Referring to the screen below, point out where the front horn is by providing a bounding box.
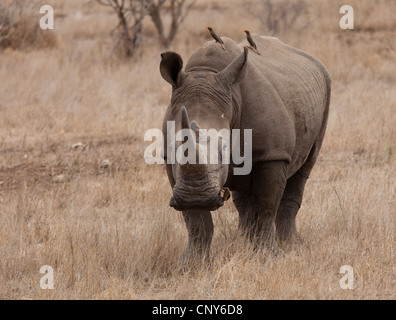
[179,107,206,176]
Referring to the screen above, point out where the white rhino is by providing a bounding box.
[160,34,331,260]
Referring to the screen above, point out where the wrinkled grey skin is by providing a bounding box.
[160,35,331,261]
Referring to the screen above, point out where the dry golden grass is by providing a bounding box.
[0,0,395,300]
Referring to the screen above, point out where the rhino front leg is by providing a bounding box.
[182,209,214,264]
[248,161,288,254]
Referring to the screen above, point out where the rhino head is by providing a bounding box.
[160,46,249,211]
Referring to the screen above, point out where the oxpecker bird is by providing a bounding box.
[206,27,226,51]
[244,30,261,55]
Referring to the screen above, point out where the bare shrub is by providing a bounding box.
[245,0,310,36]
[96,0,197,59]
[0,0,56,51]
[96,0,153,59]
[148,0,197,49]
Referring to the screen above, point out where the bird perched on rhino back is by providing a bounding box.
[206,27,226,51]
[244,30,261,55]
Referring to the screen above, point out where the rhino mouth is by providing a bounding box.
[169,196,224,211]
[169,189,224,211]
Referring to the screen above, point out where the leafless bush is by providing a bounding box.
[96,0,153,58]
[246,0,310,36]
[149,0,197,49]
[97,0,196,59]
[0,0,56,50]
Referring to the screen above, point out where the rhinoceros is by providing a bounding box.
[159,34,331,260]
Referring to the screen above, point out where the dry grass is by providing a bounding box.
[0,0,395,300]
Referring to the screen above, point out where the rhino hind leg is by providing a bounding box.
[235,161,288,255]
[276,143,320,244]
[275,173,307,244]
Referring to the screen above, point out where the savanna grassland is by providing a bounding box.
[0,0,395,300]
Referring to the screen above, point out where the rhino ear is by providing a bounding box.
[160,51,186,87]
[217,46,248,86]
